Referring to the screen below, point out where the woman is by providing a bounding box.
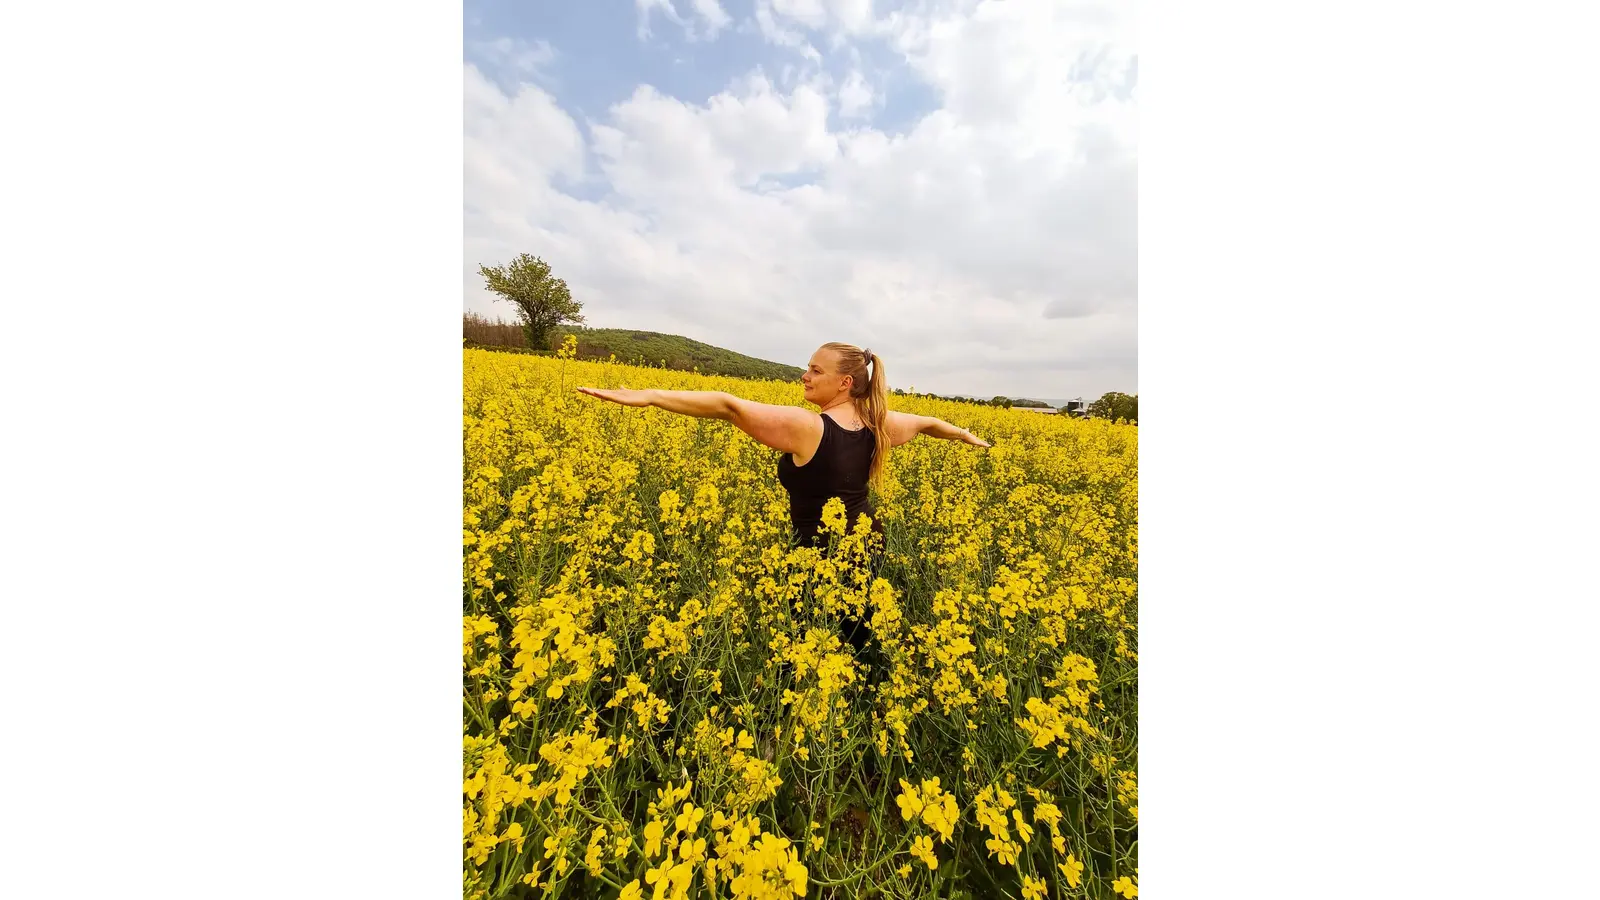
[575,343,991,653]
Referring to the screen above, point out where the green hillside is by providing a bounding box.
[547,326,805,381]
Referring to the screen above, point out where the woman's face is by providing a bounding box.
[801,348,852,406]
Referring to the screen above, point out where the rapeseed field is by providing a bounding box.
[463,347,1138,899]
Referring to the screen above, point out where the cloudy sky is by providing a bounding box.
[464,0,1136,402]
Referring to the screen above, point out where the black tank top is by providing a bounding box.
[776,413,882,549]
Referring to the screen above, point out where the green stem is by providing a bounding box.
[813,741,1034,890]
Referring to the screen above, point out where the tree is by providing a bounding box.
[478,254,585,350]
[990,396,1013,409]
[1087,392,1138,423]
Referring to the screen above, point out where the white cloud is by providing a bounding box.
[687,0,733,36]
[464,66,584,189]
[587,74,837,198]
[638,0,733,43]
[472,37,556,77]
[751,0,824,62]
[890,0,1138,143]
[770,0,830,29]
[747,0,885,64]
[837,70,876,118]
[763,0,880,37]
[635,0,683,41]
[823,0,876,34]
[465,0,1138,399]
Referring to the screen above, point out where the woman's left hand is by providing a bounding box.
[575,386,653,407]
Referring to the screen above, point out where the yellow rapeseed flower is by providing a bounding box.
[1059,854,1085,888]
[910,835,938,871]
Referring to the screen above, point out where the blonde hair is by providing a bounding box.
[819,342,891,490]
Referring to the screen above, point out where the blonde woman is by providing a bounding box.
[577,342,990,551]
[578,343,988,663]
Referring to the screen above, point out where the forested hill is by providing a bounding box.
[550,327,803,381]
[464,315,806,381]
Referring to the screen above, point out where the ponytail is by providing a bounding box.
[869,353,892,489]
[820,342,892,489]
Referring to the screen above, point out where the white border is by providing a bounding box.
[1146,0,1599,895]
[2,0,1597,896]
[3,2,462,896]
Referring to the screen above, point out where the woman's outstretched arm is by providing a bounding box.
[574,387,735,419]
[576,386,817,455]
[885,410,990,447]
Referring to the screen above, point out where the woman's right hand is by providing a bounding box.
[575,386,654,407]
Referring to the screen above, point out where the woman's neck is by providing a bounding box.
[819,396,853,415]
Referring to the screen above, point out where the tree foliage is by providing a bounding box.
[1087,391,1138,423]
[478,254,585,350]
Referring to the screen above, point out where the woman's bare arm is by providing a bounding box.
[646,389,739,419]
[574,387,818,455]
[885,410,990,447]
[575,387,735,418]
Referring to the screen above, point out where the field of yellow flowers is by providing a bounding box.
[464,347,1138,900]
